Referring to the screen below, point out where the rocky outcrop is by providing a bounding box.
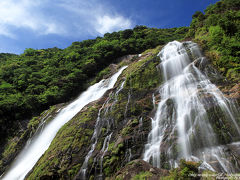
[110,159,169,180]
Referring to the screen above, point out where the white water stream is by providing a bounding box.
[1,66,127,180]
[144,41,240,172]
[77,78,127,180]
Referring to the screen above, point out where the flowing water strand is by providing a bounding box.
[152,93,156,109]
[98,80,126,178]
[78,94,113,179]
[128,149,132,162]
[143,41,240,173]
[76,66,127,180]
[93,80,126,179]
[101,80,125,132]
[99,133,113,177]
[110,80,126,111]
[1,66,127,180]
[124,91,131,118]
[79,102,107,179]
[138,117,143,132]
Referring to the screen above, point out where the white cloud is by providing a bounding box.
[59,0,133,35]
[0,25,15,39]
[0,0,133,38]
[96,15,132,35]
[0,0,66,38]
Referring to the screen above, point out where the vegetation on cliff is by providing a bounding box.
[0,26,187,147]
[187,0,240,81]
[25,46,162,179]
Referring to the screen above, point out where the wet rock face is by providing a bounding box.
[220,83,240,105]
[84,63,160,178]
[39,173,60,180]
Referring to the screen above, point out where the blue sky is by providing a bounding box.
[0,0,219,54]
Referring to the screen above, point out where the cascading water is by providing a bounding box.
[144,41,240,173]
[76,79,127,180]
[1,66,127,180]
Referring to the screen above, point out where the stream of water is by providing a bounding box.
[143,41,240,173]
[1,66,127,180]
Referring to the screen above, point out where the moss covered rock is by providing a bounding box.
[26,103,99,180]
[25,46,163,179]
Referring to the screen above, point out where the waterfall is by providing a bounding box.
[143,41,240,173]
[76,79,127,180]
[1,66,127,180]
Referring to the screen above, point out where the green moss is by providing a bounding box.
[141,46,162,56]
[124,56,161,90]
[131,171,153,180]
[103,156,119,176]
[2,139,18,158]
[27,105,99,179]
[112,143,124,155]
[126,161,135,166]
[92,66,111,84]
[132,118,139,126]
[162,160,200,180]
[106,49,161,130]
[103,142,125,177]
[201,170,217,180]
[108,101,126,124]
[121,126,131,136]
[108,142,115,152]
[27,117,39,130]
[193,29,240,82]
[68,164,81,178]
[88,157,94,167]
[96,139,103,150]
[101,127,107,135]
[89,175,95,180]
[130,103,142,116]
[115,175,124,180]
[227,174,240,180]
